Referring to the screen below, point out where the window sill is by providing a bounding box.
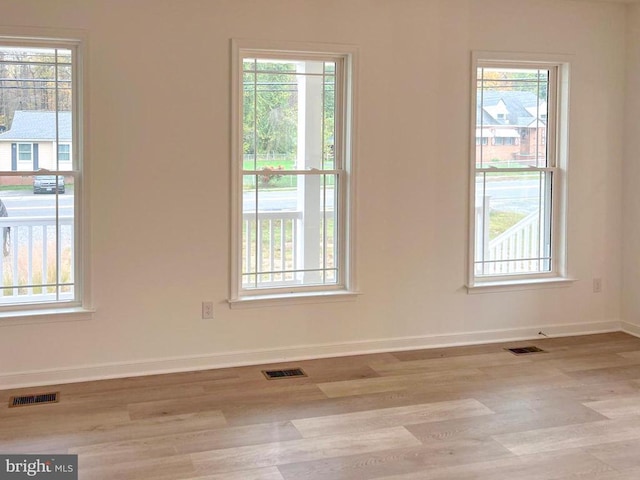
[466,277,575,294]
[0,306,95,326]
[228,290,361,309]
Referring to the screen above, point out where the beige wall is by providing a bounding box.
[0,0,627,386]
[623,4,640,332]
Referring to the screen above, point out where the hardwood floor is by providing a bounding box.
[2,332,640,479]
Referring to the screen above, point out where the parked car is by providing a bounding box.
[33,175,65,194]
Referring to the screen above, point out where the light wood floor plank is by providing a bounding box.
[291,398,493,437]
[492,416,640,455]
[127,383,324,420]
[177,467,285,480]
[222,388,471,427]
[564,364,640,384]
[586,438,640,470]
[371,449,615,480]
[406,403,607,442]
[0,410,227,454]
[70,421,301,462]
[317,368,485,398]
[371,351,532,376]
[190,426,421,475]
[277,439,513,480]
[584,394,640,418]
[79,454,195,480]
[589,468,640,480]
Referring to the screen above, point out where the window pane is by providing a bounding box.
[242,172,338,289]
[243,71,257,171]
[0,178,74,304]
[254,71,299,165]
[474,170,552,276]
[476,67,549,168]
[242,57,336,172]
[238,51,346,296]
[324,70,336,170]
[0,44,78,306]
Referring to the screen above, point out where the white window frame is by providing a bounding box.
[229,39,358,307]
[467,52,571,292]
[0,29,92,323]
[17,143,33,162]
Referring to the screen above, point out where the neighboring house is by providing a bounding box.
[476,90,547,165]
[0,110,72,173]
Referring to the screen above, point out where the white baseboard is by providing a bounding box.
[0,319,621,390]
[621,321,640,338]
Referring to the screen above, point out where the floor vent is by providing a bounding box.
[506,346,546,355]
[9,392,60,408]
[263,368,307,380]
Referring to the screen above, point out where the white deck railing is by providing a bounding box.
[242,210,303,286]
[475,201,545,275]
[487,211,540,274]
[0,216,74,303]
[249,205,543,280]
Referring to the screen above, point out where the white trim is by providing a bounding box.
[0,307,93,326]
[229,39,358,302]
[468,51,571,287]
[0,26,88,47]
[467,276,575,294]
[228,289,360,308]
[0,319,620,389]
[621,321,640,338]
[0,30,92,316]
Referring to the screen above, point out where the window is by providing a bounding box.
[230,41,357,302]
[469,53,569,287]
[493,137,517,146]
[58,144,71,161]
[17,143,33,161]
[0,37,86,313]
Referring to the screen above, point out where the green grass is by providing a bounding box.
[489,211,527,240]
[0,185,31,191]
[243,157,296,171]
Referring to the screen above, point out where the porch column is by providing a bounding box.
[296,61,324,284]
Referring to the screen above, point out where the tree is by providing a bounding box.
[0,47,72,130]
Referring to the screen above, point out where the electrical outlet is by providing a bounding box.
[202,301,214,319]
[593,278,602,293]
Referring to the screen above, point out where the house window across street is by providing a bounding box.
[58,143,71,161]
[17,143,32,161]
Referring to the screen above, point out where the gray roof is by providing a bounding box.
[0,111,72,141]
[477,91,545,128]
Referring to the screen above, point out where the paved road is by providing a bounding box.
[243,179,543,213]
[0,179,540,218]
[0,192,74,218]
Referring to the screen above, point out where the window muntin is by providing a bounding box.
[0,42,80,308]
[472,62,560,281]
[234,48,352,298]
